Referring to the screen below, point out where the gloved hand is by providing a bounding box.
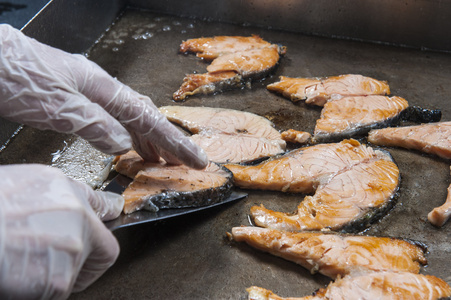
[0,24,208,169]
[0,164,124,299]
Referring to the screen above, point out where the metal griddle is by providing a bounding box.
[2,2,451,299]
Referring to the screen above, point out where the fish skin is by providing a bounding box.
[313,95,409,143]
[174,35,285,100]
[224,140,400,232]
[368,121,451,160]
[246,271,451,300]
[231,227,427,279]
[267,74,390,106]
[159,106,286,164]
[114,151,233,214]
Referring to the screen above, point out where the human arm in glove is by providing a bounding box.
[0,164,124,299]
[0,23,208,169]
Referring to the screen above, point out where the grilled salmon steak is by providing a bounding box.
[267,74,390,106]
[428,166,451,227]
[114,151,233,214]
[224,139,400,232]
[231,227,427,279]
[313,95,409,142]
[160,106,286,164]
[368,121,451,160]
[174,35,286,100]
[246,271,451,300]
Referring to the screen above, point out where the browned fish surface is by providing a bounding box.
[159,106,286,164]
[428,166,451,227]
[313,95,409,142]
[281,129,311,144]
[174,35,286,101]
[368,121,451,160]
[231,227,427,279]
[114,151,233,214]
[224,140,400,232]
[246,271,451,300]
[267,74,390,106]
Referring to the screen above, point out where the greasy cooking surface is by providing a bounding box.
[31,8,451,299]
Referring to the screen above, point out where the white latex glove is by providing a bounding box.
[0,24,208,169]
[0,164,124,299]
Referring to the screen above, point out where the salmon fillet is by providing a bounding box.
[313,95,409,142]
[114,151,233,214]
[224,139,400,232]
[174,35,286,100]
[246,271,451,300]
[428,166,451,227]
[159,106,286,164]
[267,74,390,106]
[231,227,427,279]
[368,121,451,160]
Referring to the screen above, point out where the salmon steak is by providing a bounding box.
[428,166,451,227]
[313,95,409,142]
[159,106,286,164]
[368,121,451,160]
[231,226,427,279]
[224,139,400,232]
[114,151,233,214]
[174,35,286,101]
[246,271,451,300]
[266,74,390,107]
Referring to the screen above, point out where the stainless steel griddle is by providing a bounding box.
[1,1,451,299]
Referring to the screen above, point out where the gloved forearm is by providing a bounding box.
[0,164,123,299]
[0,24,208,169]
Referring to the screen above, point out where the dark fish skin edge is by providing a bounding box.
[142,164,234,210]
[400,106,442,123]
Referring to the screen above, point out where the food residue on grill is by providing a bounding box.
[173,35,286,101]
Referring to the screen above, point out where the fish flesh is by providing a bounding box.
[159,106,286,164]
[230,227,427,279]
[313,95,409,142]
[174,35,286,101]
[114,151,233,214]
[246,271,451,300]
[368,121,451,160]
[224,139,400,232]
[428,166,451,227]
[266,74,390,107]
[281,129,311,144]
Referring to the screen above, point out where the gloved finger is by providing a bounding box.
[69,181,121,292]
[88,191,124,221]
[75,69,209,169]
[72,215,120,293]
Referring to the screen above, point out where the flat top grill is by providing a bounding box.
[2,6,451,300]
